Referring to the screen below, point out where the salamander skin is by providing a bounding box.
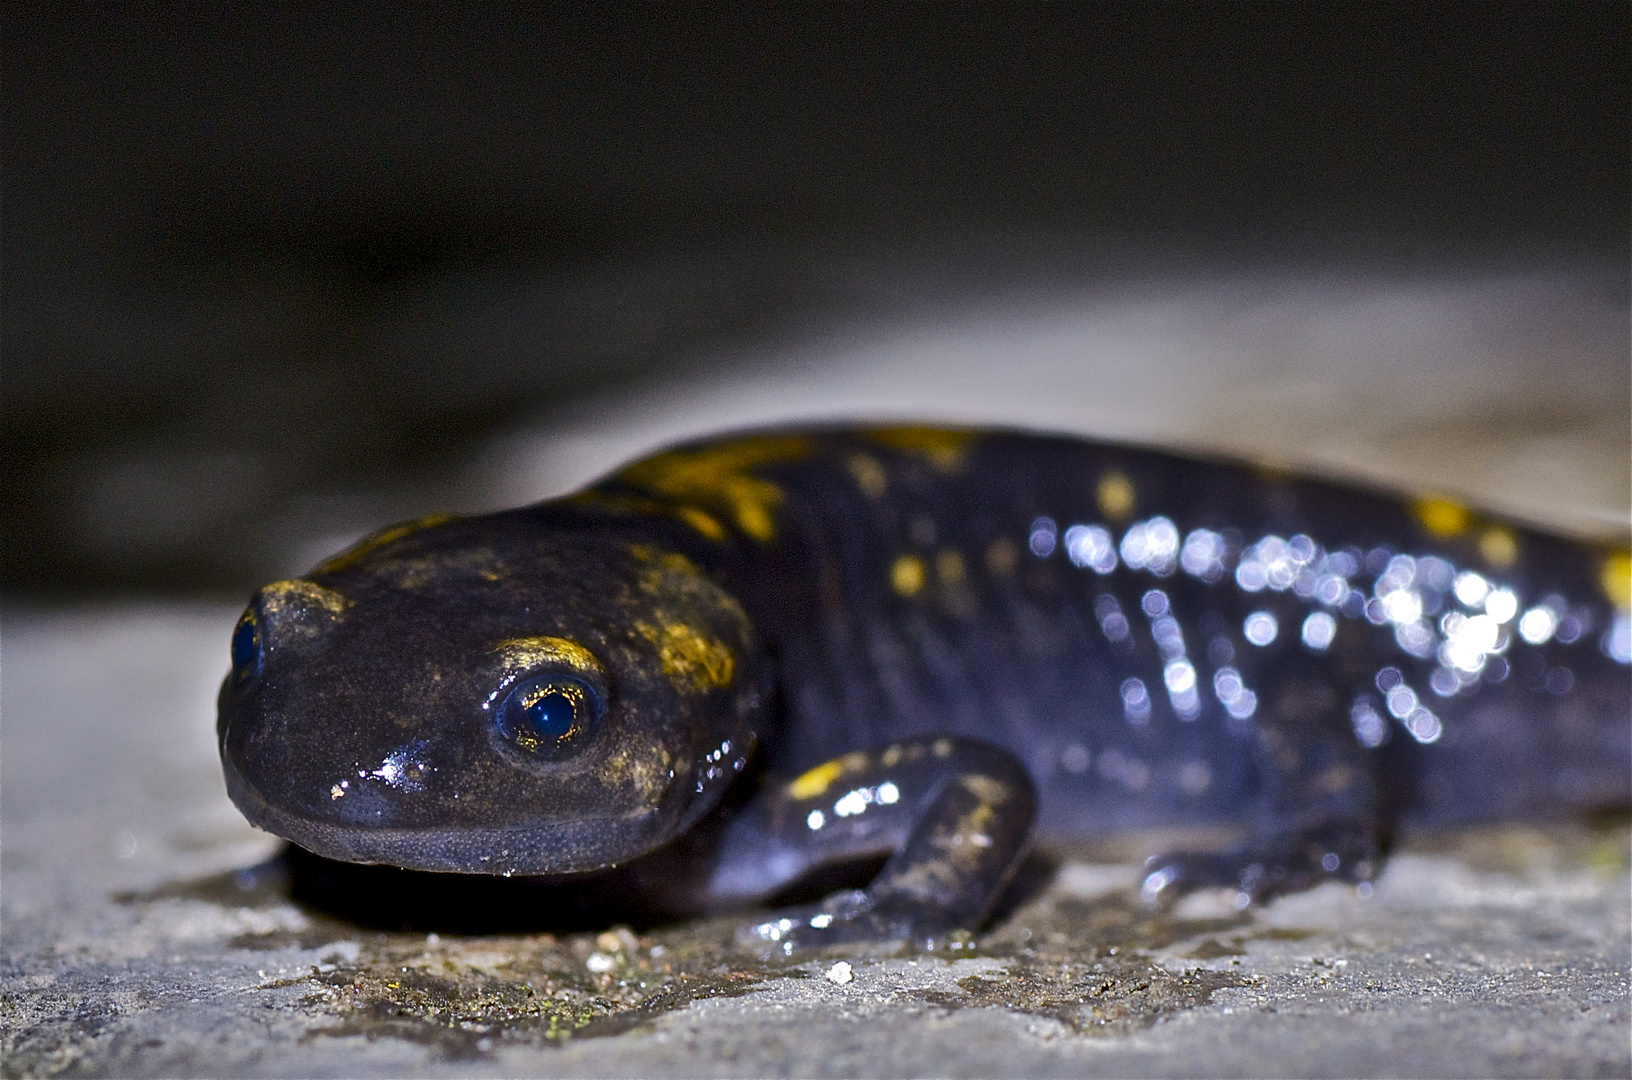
[218,427,1631,950]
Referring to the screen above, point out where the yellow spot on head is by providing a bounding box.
[1479,526,1518,568]
[1413,497,1471,538]
[629,544,713,587]
[629,546,746,614]
[986,536,1019,575]
[311,513,459,574]
[891,553,927,597]
[1097,471,1135,521]
[635,620,736,693]
[935,549,966,585]
[490,636,606,677]
[623,545,749,693]
[616,435,813,543]
[259,579,351,617]
[864,427,975,473]
[846,454,888,499]
[789,759,845,800]
[1602,551,1631,610]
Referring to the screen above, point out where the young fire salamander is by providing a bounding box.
[219,427,1631,951]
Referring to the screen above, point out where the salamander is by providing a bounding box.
[218,426,1631,950]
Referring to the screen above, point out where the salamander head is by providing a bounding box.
[217,511,764,875]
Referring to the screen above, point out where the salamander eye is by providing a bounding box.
[231,610,262,682]
[495,675,601,760]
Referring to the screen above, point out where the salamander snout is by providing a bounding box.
[215,523,770,875]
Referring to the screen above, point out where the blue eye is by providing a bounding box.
[496,675,600,759]
[231,612,262,682]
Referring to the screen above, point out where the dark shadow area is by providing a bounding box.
[119,844,703,936]
[5,3,1625,597]
[278,844,696,936]
[121,842,1063,940]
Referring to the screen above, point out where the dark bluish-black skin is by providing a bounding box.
[218,427,1631,949]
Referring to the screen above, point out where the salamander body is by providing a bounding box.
[219,427,1631,948]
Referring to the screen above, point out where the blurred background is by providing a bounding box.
[5,3,1627,599]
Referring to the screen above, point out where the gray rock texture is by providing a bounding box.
[4,604,1627,1078]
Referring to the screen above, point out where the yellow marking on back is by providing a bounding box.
[1479,526,1518,568]
[259,579,351,617]
[787,751,873,800]
[490,635,606,676]
[788,759,846,800]
[310,513,459,575]
[635,620,736,693]
[1097,471,1136,521]
[959,774,1009,804]
[891,553,927,597]
[675,506,728,540]
[1413,497,1471,538]
[864,427,975,473]
[570,490,730,542]
[846,453,888,498]
[1602,551,1631,610]
[986,536,1020,575]
[616,435,813,542]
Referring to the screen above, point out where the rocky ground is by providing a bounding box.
[3,603,1627,1079]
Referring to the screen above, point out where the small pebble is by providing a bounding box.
[586,952,616,974]
[596,927,640,953]
[826,961,854,985]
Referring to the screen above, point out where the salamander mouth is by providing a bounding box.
[221,756,668,875]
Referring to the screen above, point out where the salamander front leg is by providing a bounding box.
[709,737,1036,953]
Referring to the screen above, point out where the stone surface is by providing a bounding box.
[3,605,1627,1078]
[4,271,1628,1077]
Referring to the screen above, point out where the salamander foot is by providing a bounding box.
[1139,819,1382,909]
[737,889,976,955]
